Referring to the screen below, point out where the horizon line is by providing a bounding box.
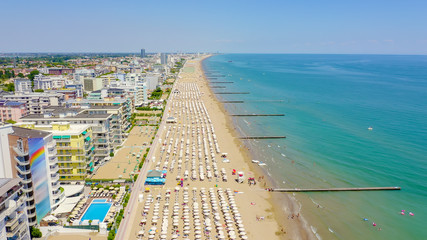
[1,52,427,56]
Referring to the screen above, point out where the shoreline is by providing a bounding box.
[200,56,314,239]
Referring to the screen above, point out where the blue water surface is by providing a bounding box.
[81,202,111,222]
[203,54,427,240]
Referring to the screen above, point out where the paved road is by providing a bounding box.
[115,69,181,240]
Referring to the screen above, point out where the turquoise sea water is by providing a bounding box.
[203,54,427,240]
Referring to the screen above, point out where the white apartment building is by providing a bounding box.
[73,69,95,82]
[136,81,148,106]
[0,123,14,178]
[0,178,31,240]
[145,74,160,90]
[33,74,66,90]
[14,79,32,93]
[125,73,143,86]
[3,93,64,115]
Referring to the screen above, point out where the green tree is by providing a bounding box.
[34,89,44,92]
[28,70,39,80]
[17,73,25,78]
[108,229,116,240]
[2,83,14,92]
[0,70,14,79]
[148,87,163,100]
[30,226,42,238]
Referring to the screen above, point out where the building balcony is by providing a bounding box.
[14,156,29,166]
[52,193,65,209]
[52,190,62,199]
[67,152,85,156]
[51,174,59,182]
[27,211,36,219]
[22,186,32,193]
[57,159,72,163]
[6,221,22,238]
[51,182,60,191]
[17,195,26,206]
[56,146,78,150]
[25,194,34,203]
[5,210,24,228]
[92,127,107,133]
[58,159,85,164]
[94,139,108,144]
[48,148,57,156]
[56,152,72,156]
[20,178,31,185]
[59,172,86,176]
[13,147,28,157]
[15,165,30,175]
[94,152,109,157]
[50,165,59,173]
[17,177,30,186]
[48,140,57,146]
[49,156,58,165]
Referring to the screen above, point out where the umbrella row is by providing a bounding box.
[137,187,248,239]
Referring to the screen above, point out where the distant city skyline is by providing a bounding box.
[1,0,427,54]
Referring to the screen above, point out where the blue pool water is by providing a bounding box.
[80,201,111,222]
[92,199,107,203]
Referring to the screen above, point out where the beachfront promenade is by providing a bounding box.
[115,76,175,239]
[116,58,286,239]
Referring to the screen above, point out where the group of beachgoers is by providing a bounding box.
[362,209,415,232]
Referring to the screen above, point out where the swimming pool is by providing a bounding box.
[80,199,111,222]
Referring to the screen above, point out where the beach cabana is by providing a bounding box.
[145,170,166,185]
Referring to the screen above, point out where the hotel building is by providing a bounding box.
[0,178,30,240]
[16,122,94,182]
[2,93,64,115]
[65,98,132,146]
[0,126,64,226]
[20,107,113,166]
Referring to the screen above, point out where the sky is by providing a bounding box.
[1,0,427,54]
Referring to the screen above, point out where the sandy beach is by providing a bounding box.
[92,126,156,179]
[117,56,310,240]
